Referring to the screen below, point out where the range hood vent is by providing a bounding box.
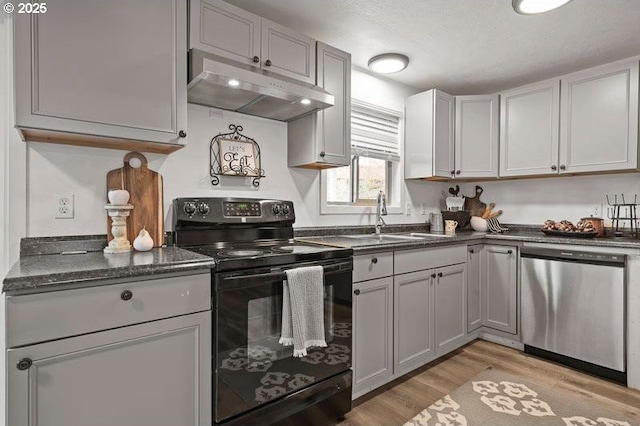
[188,50,334,122]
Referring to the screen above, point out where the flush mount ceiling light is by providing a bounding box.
[513,0,573,15]
[228,79,240,87]
[368,53,409,74]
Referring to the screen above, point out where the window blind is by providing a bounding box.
[351,102,401,161]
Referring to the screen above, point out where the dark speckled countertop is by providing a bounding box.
[3,247,216,294]
[6,225,640,295]
[296,228,640,254]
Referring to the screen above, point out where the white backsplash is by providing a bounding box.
[456,173,640,226]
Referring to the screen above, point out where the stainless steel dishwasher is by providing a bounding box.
[521,246,626,383]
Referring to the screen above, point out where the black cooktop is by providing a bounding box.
[184,240,352,271]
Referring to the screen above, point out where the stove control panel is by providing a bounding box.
[224,201,261,217]
[173,198,295,224]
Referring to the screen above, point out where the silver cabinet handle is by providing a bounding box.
[559,164,566,170]
[551,165,557,171]
[489,249,514,255]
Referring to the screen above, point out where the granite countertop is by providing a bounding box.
[296,228,640,254]
[3,247,216,294]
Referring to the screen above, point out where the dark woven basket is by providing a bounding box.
[442,210,471,229]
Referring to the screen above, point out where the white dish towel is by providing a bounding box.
[279,265,327,357]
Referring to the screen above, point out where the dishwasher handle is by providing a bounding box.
[520,247,625,267]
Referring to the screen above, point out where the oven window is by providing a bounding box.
[214,269,352,422]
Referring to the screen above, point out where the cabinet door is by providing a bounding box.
[433,90,456,178]
[394,270,435,376]
[484,245,518,334]
[500,79,560,177]
[14,0,187,147]
[287,43,351,167]
[353,277,393,396]
[434,263,467,355]
[261,19,316,84]
[316,43,351,166]
[7,312,211,426]
[454,95,499,178]
[467,245,485,333]
[190,0,261,65]
[560,61,639,173]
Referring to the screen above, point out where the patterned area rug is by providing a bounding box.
[404,367,635,426]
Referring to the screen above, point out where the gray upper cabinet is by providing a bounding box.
[14,0,187,153]
[454,95,499,179]
[405,89,455,180]
[484,245,518,334]
[499,79,560,177]
[406,91,498,180]
[288,43,351,168]
[560,60,639,174]
[394,270,434,376]
[7,312,211,426]
[353,276,394,398]
[191,0,316,84]
[190,0,261,65]
[466,245,484,333]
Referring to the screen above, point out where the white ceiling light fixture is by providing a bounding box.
[228,79,240,87]
[513,0,573,15]
[368,53,409,74]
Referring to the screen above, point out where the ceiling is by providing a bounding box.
[225,0,640,95]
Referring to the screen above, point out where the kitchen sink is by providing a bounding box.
[344,233,427,242]
[407,232,453,238]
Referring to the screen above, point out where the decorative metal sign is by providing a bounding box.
[218,139,259,176]
[210,124,264,187]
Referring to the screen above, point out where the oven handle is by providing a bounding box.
[218,259,353,290]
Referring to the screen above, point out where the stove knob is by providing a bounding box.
[183,201,196,216]
[272,204,281,215]
[197,202,210,215]
[282,204,290,215]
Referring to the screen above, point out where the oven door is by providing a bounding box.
[213,258,353,423]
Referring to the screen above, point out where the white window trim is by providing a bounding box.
[320,99,405,215]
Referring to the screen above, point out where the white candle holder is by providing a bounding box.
[104,204,134,254]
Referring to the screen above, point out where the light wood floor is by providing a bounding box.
[337,340,640,425]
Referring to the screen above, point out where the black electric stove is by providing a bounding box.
[173,197,351,271]
[173,197,353,426]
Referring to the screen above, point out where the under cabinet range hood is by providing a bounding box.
[188,49,334,122]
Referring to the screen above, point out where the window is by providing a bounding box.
[323,100,403,213]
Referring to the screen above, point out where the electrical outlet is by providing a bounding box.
[405,202,411,215]
[54,194,74,219]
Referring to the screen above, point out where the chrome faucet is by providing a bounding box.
[375,190,387,235]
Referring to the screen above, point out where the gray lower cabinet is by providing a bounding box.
[353,276,393,397]
[14,0,188,153]
[466,245,485,332]
[466,244,518,335]
[434,263,467,355]
[485,245,518,334]
[6,272,212,425]
[7,312,211,426]
[394,270,434,376]
[394,262,466,376]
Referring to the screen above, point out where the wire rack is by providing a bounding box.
[606,193,639,237]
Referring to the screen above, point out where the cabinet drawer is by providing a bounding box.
[353,252,393,282]
[6,273,211,348]
[395,246,466,275]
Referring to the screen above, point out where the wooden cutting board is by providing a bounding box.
[106,152,164,247]
[464,185,487,217]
